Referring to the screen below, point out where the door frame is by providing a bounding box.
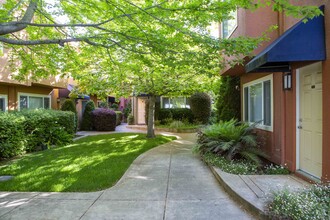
[296,69,301,171]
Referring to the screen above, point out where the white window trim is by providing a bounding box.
[221,9,238,39]
[18,92,51,110]
[243,74,273,132]
[0,94,8,112]
[160,96,190,109]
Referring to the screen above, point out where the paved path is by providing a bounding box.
[0,133,254,220]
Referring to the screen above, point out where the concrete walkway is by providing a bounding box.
[0,131,254,219]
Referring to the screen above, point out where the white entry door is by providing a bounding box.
[137,98,146,124]
[298,62,322,178]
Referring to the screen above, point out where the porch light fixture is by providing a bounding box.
[283,72,292,90]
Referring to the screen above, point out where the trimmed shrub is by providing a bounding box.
[158,108,194,124]
[189,92,211,124]
[81,101,95,131]
[0,113,26,158]
[92,108,116,131]
[115,111,123,126]
[61,99,78,130]
[128,114,134,125]
[61,99,77,113]
[18,109,75,151]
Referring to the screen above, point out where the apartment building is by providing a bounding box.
[221,1,329,182]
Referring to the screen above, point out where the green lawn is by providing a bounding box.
[0,133,175,192]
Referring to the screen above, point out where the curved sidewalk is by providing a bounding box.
[0,132,254,220]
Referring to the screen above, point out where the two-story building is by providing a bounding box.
[0,46,68,111]
[221,1,329,182]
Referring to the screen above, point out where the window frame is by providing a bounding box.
[160,96,190,109]
[18,92,51,110]
[0,94,8,112]
[242,75,273,131]
[221,9,238,39]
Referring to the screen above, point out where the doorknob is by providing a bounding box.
[298,125,303,129]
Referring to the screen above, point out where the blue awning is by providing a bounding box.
[245,6,326,73]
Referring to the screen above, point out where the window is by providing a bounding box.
[161,97,190,109]
[221,9,237,38]
[243,75,273,130]
[0,94,7,112]
[18,93,51,110]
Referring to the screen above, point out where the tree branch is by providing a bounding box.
[0,0,38,35]
[0,36,86,45]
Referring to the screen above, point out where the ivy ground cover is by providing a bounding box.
[0,133,175,192]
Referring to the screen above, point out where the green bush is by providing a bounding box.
[268,185,330,220]
[158,108,194,124]
[92,108,117,131]
[61,99,77,130]
[128,114,134,125]
[169,120,185,129]
[98,101,109,108]
[215,76,241,122]
[18,109,75,151]
[196,119,266,166]
[189,92,211,124]
[115,111,123,126]
[0,113,26,158]
[111,103,119,110]
[81,101,95,131]
[123,102,131,119]
[0,110,75,157]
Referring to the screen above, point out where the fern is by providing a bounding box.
[196,119,265,166]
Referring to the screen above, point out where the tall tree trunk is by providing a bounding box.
[146,95,156,138]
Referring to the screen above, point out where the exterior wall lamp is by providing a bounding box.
[283,72,292,90]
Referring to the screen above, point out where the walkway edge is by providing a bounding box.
[208,164,269,220]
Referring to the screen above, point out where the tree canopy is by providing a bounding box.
[0,0,322,81]
[0,0,322,137]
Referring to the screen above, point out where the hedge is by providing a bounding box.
[92,108,117,131]
[0,113,26,158]
[158,108,194,124]
[0,109,75,159]
[61,99,78,131]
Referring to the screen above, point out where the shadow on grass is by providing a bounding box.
[0,133,175,192]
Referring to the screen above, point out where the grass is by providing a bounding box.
[0,133,175,192]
